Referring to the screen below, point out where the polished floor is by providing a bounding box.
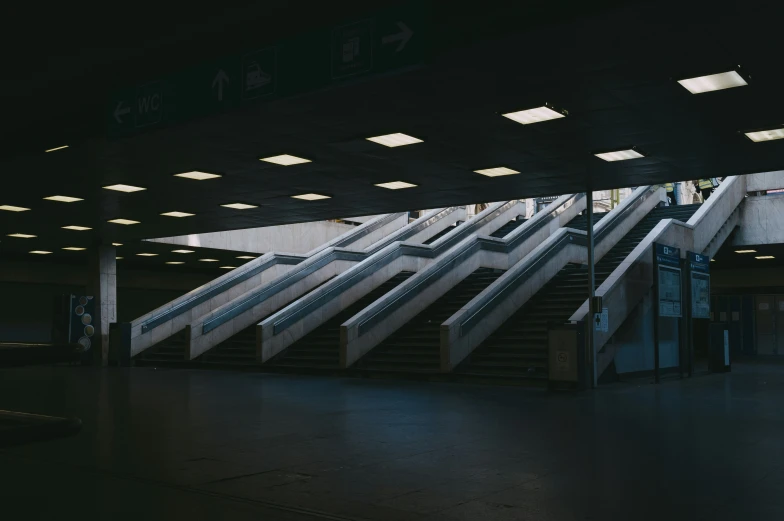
[1,364,783,520]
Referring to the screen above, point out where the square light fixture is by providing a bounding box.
[29,250,52,255]
[160,211,195,218]
[199,258,219,262]
[221,203,258,210]
[677,70,747,94]
[474,167,520,177]
[236,255,256,259]
[259,154,311,166]
[136,253,158,257]
[103,184,147,193]
[45,145,69,153]
[7,233,36,238]
[366,133,423,147]
[172,249,195,254]
[756,256,775,260]
[594,148,645,162]
[116,257,124,260]
[166,261,185,265]
[735,249,757,254]
[744,127,784,143]
[220,266,237,269]
[375,181,418,190]
[44,195,83,203]
[0,205,30,212]
[62,247,86,251]
[112,243,123,247]
[502,105,566,125]
[291,193,331,201]
[62,225,92,231]
[108,218,140,225]
[174,171,222,180]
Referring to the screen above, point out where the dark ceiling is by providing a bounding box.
[1,0,783,249]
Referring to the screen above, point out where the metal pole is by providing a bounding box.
[586,190,596,388]
[653,258,661,384]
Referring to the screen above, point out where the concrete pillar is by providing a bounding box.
[87,245,116,366]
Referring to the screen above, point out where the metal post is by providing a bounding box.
[653,259,660,384]
[586,190,596,388]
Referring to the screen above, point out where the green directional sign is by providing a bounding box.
[107,2,425,137]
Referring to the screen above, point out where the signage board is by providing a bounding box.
[655,243,682,318]
[688,251,711,319]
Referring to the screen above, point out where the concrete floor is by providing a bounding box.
[1,365,783,521]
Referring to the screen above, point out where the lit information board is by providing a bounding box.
[688,252,711,319]
[655,243,682,318]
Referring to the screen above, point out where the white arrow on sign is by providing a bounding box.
[113,101,130,124]
[212,69,230,101]
[382,21,413,52]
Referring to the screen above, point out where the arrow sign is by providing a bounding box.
[382,22,413,52]
[113,101,130,124]
[212,69,230,101]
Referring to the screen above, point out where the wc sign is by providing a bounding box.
[134,82,162,127]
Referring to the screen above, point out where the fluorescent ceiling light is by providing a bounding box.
[44,195,83,203]
[375,181,418,190]
[677,71,747,94]
[474,167,520,177]
[291,193,331,201]
[220,266,237,269]
[136,253,158,257]
[259,154,311,166]
[112,243,122,246]
[236,255,256,259]
[366,133,423,147]
[710,259,716,262]
[735,249,756,254]
[103,184,146,193]
[0,205,30,212]
[174,171,222,180]
[108,218,140,225]
[166,261,185,265]
[221,203,258,210]
[594,149,645,162]
[7,233,36,238]
[756,256,775,260]
[161,211,195,218]
[29,250,52,255]
[116,257,124,260]
[744,128,784,143]
[199,258,219,262]
[172,249,195,254]
[502,106,566,125]
[62,247,86,251]
[62,225,91,231]
[45,145,69,153]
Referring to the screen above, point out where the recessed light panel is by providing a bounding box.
[199,258,219,262]
[502,106,566,125]
[220,266,237,269]
[375,181,418,190]
[44,195,83,203]
[103,184,146,193]
[161,211,195,218]
[136,253,158,257]
[756,256,775,260]
[172,249,195,254]
[174,171,222,180]
[116,257,124,260]
[291,193,331,201]
[678,71,747,94]
[62,247,86,251]
[0,205,30,212]
[594,149,645,162]
[221,203,258,210]
[366,133,423,147]
[744,128,784,143]
[236,255,256,259]
[62,225,92,231]
[29,250,52,255]
[735,249,757,254]
[112,243,123,246]
[108,218,140,225]
[166,261,185,265]
[474,167,520,177]
[259,154,311,166]
[7,233,36,238]
[45,145,69,153]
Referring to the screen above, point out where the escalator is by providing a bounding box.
[268,271,416,370]
[356,267,505,373]
[457,204,700,381]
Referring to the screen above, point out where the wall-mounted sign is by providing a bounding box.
[655,243,682,318]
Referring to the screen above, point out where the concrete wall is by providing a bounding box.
[611,292,680,374]
[146,220,362,254]
[746,170,784,192]
[732,194,784,246]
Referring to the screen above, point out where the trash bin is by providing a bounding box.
[548,322,586,390]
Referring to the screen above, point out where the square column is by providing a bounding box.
[87,245,116,366]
